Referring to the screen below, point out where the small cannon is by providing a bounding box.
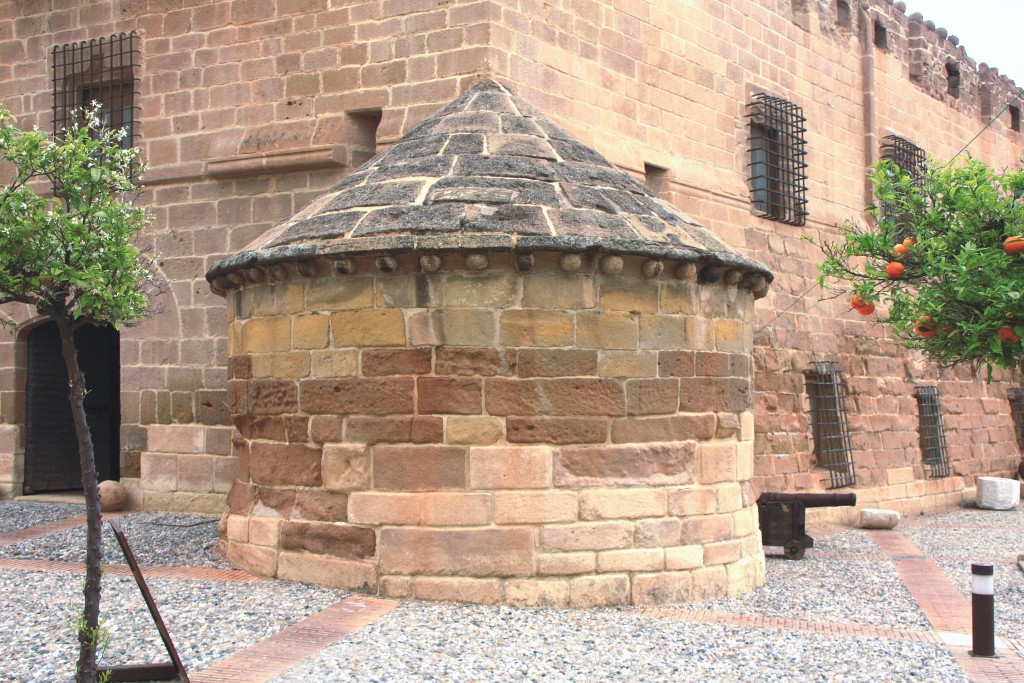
[757,492,857,560]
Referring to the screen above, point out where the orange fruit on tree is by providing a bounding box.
[851,294,868,310]
[915,316,937,338]
[893,243,910,258]
[903,237,916,246]
[1004,236,1024,255]
[857,303,875,315]
[885,261,906,279]
[998,326,1021,343]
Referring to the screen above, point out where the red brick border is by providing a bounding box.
[641,607,942,644]
[0,557,266,583]
[189,596,398,683]
[0,514,89,544]
[870,530,1024,683]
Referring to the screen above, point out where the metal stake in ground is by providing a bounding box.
[969,562,997,658]
[97,521,190,682]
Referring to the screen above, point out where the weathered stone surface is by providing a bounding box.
[554,442,696,487]
[632,572,693,605]
[321,444,370,491]
[485,378,625,416]
[976,476,1020,510]
[249,442,322,487]
[293,489,349,522]
[503,579,570,608]
[379,527,535,576]
[277,552,376,591]
[859,508,900,529]
[299,378,415,415]
[345,416,444,444]
[506,417,609,444]
[373,445,467,490]
[568,574,630,607]
[280,521,376,558]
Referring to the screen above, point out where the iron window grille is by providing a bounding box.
[1009,388,1024,451]
[881,135,926,186]
[804,361,857,489]
[52,32,140,150]
[747,93,808,226]
[913,386,951,479]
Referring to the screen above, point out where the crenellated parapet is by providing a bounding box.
[797,0,1020,125]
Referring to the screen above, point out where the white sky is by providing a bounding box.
[900,1,1024,86]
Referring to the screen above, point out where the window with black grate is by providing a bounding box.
[747,93,808,226]
[1009,388,1024,451]
[913,386,951,479]
[804,361,857,489]
[52,32,139,150]
[881,135,926,186]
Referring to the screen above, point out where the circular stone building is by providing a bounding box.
[207,80,774,607]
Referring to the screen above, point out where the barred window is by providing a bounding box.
[881,135,926,186]
[913,386,951,479]
[747,93,808,226]
[52,32,139,149]
[804,361,857,489]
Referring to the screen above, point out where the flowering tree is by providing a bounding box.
[814,157,1024,381]
[0,105,158,682]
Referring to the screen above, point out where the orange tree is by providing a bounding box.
[0,105,158,682]
[813,157,1024,380]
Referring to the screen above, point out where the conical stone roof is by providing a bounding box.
[207,80,772,289]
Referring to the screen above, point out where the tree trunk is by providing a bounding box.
[56,318,103,683]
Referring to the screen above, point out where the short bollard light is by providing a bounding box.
[969,562,996,658]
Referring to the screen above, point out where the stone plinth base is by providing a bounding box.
[976,476,1020,510]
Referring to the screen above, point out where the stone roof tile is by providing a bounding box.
[208,79,772,285]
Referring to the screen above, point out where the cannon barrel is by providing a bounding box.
[757,492,857,508]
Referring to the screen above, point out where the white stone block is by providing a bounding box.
[859,508,900,529]
[976,476,1021,510]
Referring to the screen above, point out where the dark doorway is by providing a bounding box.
[24,322,120,493]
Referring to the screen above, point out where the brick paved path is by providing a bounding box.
[3,511,1023,682]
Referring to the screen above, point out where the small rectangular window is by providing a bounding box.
[643,162,669,195]
[914,386,951,479]
[804,361,857,489]
[52,32,140,150]
[1010,105,1021,133]
[874,19,888,50]
[946,62,961,99]
[747,93,808,226]
[836,0,852,28]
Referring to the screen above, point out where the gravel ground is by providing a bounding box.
[0,510,230,569]
[677,554,930,630]
[268,604,966,683]
[3,500,1021,682]
[0,501,84,534]
[1,568,347,682]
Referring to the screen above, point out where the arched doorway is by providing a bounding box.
[23,322,120,494]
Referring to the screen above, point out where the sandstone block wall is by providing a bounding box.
[0,0,1021,516]
[221,251,764,605]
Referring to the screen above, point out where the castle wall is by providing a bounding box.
[0,0,1021,514]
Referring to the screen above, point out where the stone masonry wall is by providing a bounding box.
[0,0,1022,512]
[220,251,763,606]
